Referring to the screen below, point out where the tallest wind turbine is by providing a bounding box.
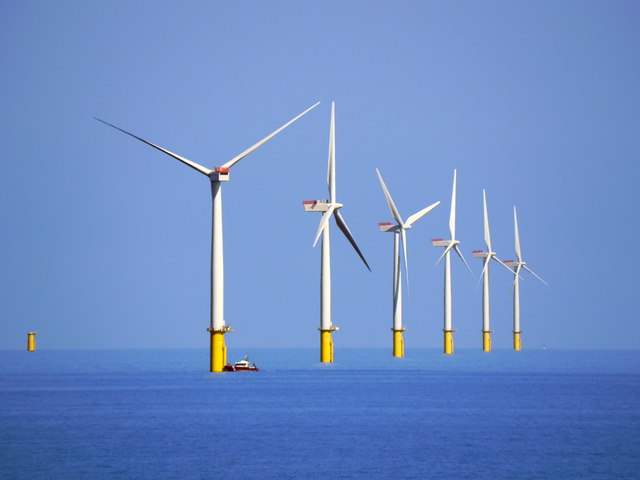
[97,102,319,372]
[303,102,370,363]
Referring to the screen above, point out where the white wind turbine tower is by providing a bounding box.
[376,169,439,357]
[303,102,371,363]
[431,169,473,354]
[96,102,319,372]
[472,190,513,352]
[504,206,547,351]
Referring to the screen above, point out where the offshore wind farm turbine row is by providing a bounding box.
[378,170,546,357]
[97,100,546,370]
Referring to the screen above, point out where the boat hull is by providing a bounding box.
[223,364,259,372]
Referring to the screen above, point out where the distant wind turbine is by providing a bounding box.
[472,190,513,352]
[431,169,473,354]
[504,206,547,351]
[376,169,439,357]
[96,102,319,372]
[303,102,370,363]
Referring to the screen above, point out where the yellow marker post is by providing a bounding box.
[392,329,405,357]
[483,331,492,352]
[513,331,522,351]
[444,329,455,355]
[27,332,37,351]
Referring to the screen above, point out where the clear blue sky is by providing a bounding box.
[1,1,638,350]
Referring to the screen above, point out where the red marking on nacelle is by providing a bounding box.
[378,222,394,226]
[214,167,230,173]
[472,250,484,254]
[431,238,444,242]
[302,200,317,205]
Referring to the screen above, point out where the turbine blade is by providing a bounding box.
[221,101,320,169]
[312,205,335,247]
[454,244,474,277]
[434,242,454,267]
[480,254,491,279]
[405,201,440,227]
[393,257,401,300]
[449,169,457,240]
[401,227,409,288]
[514,206,522,263]
[483,189,492,252]
[511,264,522,295]
[493,255,516,274]
[328,102,336,203]
[515,264,523,278]
[523,265,548,286]
[95,118,212,176]
[375,169,404,226]
[334,210,371,271]
[475,255,490,290]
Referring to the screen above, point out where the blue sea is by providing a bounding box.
[1,348,638,479]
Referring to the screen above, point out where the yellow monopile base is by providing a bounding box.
[444,330,454,355]
[513,331,522,351]
[483,331,492,352]
[27,332,36,352]
[320,329,334,363]
[209,329,228,372]
[392,329,405,357]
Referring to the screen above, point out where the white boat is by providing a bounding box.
[223,355,259,372]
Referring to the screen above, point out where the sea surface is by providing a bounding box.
[1,348,638,479]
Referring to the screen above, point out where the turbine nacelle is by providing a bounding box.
[208,167,230,182]
[378,222,398,233]
[303,200,343,213]
[431,238,457,248]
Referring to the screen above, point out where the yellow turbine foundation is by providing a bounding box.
[513,331,522,351]
[319,328,335,363]
[392,329,405,357]
[444,330,455,355]
[208,327,232,372]
[483,331,492,352]
[27,332,36,352]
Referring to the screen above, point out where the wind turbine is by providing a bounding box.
[303,102,370,363]
[504,206,547,350]
[472,190,513,352]
[431,169,472,355]
[376,169,439,357]
[96,102,319,372]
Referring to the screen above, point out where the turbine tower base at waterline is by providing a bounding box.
[319,326,338,363]
[392,328,406,357]
[513,330,522,351]
[208,326,233,372]
[444,329,456,355]
[483,330,493,352]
